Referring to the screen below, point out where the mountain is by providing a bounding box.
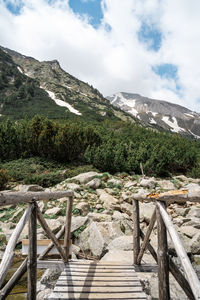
[107,92,200,138]
[0,46,134,123]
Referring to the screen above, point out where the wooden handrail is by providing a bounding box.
[157,201,200,300]
[0,191,73,207]
[0,205,33,288]
[0,190,74,300]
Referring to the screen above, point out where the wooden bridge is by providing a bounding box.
[0,189,200,300]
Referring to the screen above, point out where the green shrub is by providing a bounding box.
[0,169,9,190]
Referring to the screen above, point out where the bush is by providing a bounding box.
[0,169,9,190]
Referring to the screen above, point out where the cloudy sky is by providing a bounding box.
[0,0,200,111]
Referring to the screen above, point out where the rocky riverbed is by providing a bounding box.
[0,172,200,299]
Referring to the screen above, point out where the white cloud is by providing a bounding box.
[0,0,200,111]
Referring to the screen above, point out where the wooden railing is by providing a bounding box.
[0,190,73,300]
[132,190,200,300]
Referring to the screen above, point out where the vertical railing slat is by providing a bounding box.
[133,199,140,265]
[64,196,73,262]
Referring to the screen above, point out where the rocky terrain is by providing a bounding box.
[107,92,200,138]
[0,172,200,299]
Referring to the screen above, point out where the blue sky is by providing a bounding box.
[1,0,200,111]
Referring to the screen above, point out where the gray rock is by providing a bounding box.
[38,201,45,213]
[45,219,62,234]
[120,203,132,216]
[37,288,52,300]
[174,207,190,217]
[107,178,122,186]
[86,178,101,189]
[121,192,130,203]
[140,202,155,223]
[17,184,44,192]
[40,268,61,284]
[45,207,62,216]
[71,216,88,233]
[101,249,133,263]
[65,183,82,191]
[181,226,199,238]
[140,178,156,189]
[158,180,175,190]
[96,189,119,209]
[124,181,137,189]
[88,212,112,222]
[188,208,200,219]
[190,232,200,254]
[107,236,133,251]
[72,172,100,184]
[75,202,89,214]
[112,211,124,220]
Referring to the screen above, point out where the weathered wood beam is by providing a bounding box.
[0,205,32,288]
[0,258,28,300]
[36,203,67,262]
[132,189,200,203]
[157,201,200,300]
[0,191,73,207]
[64,196,73,262]
[140,229,195,300]
[156,201,170,300]
[27,202,37,300]
[137,208,156,265]
[132,199,140,265]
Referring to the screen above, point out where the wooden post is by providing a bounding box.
[140,229,195,300]
[27,201,37,300]
[132,199,140,265]
[137,208,156,264]
[156,200,170,300]
[64,196,73,262]
[0,205,32,288]
[157,201,200,300]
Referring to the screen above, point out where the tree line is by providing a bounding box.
[0,116,200,178]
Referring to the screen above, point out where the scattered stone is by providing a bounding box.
[45,207,62,216]
[37,288,52,300]
[140,202,155,223]
[121,192,130,203]
[174,207,190,217]
[75,202,90,215]
[190,232,200,254]
[140,178,156,189]
[187,208,200,219]
[65,183,82,191]
[124,181,137,189]
[40,268,61,284]
[72,172,100,184]
[158,180,175,190]
[107,178,122,187]
[86,178,101,189]
[16,184,44,192]
[10,207,24,223]
[88,212,112,222]
[45,219,62,234]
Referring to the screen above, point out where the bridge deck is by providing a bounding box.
[48,261,147,299]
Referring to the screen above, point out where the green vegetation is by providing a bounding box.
[0,169,9,190]
[0,116,200,187]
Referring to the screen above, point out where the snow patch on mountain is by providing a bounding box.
[17,66,23,74]
[162,116,185,133]
[188,130,200,139]
[46,90,82,115]
[149,118,157,124]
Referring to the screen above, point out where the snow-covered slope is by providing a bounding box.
[107,92,200,138]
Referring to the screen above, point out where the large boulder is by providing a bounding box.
[139,202,155,223]
[88,212,112,222]
[107,178,122,187]
[101,249,133,263]
[158,180,175,190]
[107,236,133,251]
[78,221,123,257]
[72,172,100,184]
[45,207,62,216]
[187,208,200,219]
[15,184,44,192]
[139,178,156,189]
[96,189,119,209]
[75,202,90,215]
[181,226,199,239]
[86,178,101,189]
[71,216,88,233]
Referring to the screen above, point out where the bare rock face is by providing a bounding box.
[71,216,88,233]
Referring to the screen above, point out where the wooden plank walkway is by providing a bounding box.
[48,261,147,299]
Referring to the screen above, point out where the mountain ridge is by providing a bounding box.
[107,92,200,138]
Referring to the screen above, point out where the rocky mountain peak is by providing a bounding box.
[107,92,200,138]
